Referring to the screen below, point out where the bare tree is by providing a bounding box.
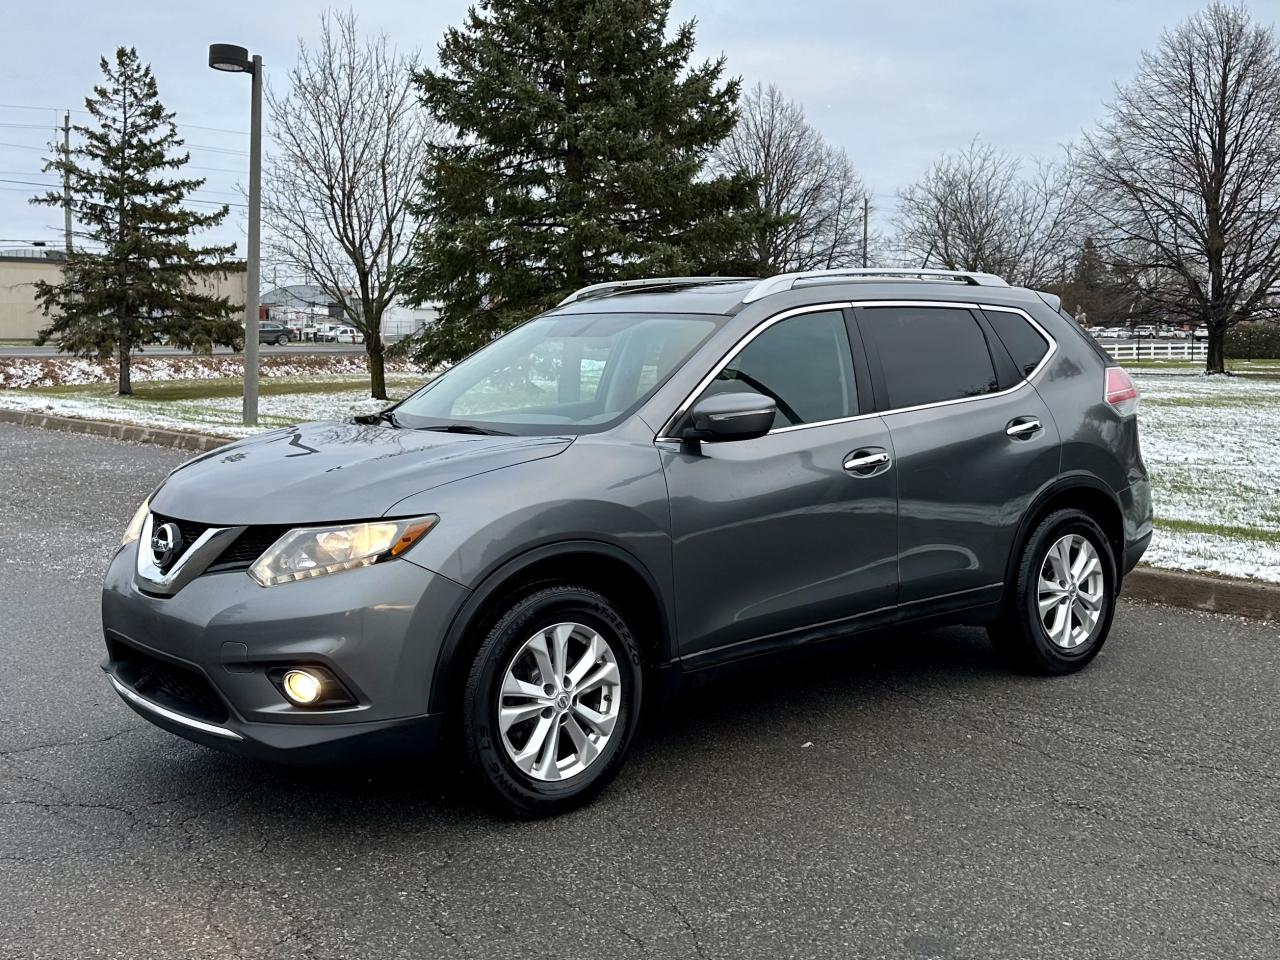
[263,10,437,398]
[1082,2,1280,373]
[714,83,870,273]
[894,138,1084,287]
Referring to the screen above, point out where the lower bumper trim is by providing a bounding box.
[109,675,243,741]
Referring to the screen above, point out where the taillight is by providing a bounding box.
[1105,366,1139,416]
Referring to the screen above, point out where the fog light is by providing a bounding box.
[281,669,323,705]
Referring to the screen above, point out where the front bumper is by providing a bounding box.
[101,541,469,763]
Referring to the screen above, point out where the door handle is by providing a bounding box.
[1006,417,1042,439]
[843,450,891,473]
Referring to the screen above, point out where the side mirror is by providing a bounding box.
[681,392,776,442]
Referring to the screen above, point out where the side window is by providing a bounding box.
[861,306,998,410]
[983,308,1050,377]
[698,310,857,429]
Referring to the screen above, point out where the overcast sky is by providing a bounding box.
[0,0,1269,262]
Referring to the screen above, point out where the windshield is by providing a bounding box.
[393,312,723,435]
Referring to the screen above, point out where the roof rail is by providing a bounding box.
[557,276,755,307]
[741,268,1009,303]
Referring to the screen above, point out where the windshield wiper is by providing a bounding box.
[421,423,512,436]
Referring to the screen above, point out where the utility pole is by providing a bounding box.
[862,196,869,268]
[62,112,72,254]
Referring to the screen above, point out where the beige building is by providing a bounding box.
[0,250,246,341]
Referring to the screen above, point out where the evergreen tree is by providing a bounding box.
[1064,238,1111,325]
[32,47,239,395]
[400,0,757,366]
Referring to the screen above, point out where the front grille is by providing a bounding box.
[149,513,288,576]
[108,638,228,724]
[206,526,290,573]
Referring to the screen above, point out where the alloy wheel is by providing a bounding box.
[497,622,621,781]
[1037,534,1106,649]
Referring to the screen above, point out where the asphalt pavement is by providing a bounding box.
[1,421,1277,959]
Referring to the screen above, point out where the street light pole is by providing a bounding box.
[244,55,262,427]
[209,43,263,427]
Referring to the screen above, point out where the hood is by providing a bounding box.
[150,420,572,525]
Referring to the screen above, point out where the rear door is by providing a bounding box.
[659,306,899,662]
[855,302,1060,610]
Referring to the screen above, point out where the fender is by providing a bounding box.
[1002,472,1125,590]
[427,539,676,713]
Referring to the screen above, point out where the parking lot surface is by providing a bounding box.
[1,421,1277,959]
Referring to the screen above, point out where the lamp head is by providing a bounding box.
[209,43,253,74]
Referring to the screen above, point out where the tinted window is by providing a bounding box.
[699,310,856,429]
[984,308,1049,377]
[862,306,998,409]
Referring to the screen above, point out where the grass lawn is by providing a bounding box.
[1133,371,1280,582]
[2,374,429,436]
[1122,357,1280,375]
[29,374,424,401]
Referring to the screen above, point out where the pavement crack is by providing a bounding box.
[619,873,707,959]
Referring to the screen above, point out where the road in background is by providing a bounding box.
[2,422,1277,959]
[0,342,364,357]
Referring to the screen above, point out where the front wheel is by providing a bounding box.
[987,509,1117,674]
[461,585,643,816]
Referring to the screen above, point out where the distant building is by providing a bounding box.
[261,282,438,341]
[0,248,246,341]
[260,283,343,320]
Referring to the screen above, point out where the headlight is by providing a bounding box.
[121,497,151,547]
[249,515,438,587]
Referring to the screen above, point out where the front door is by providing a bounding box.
[659,307,899,663]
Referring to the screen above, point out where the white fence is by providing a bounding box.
[1102,341,1208,361]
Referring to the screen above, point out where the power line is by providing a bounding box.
[0,102,247,136]
[0,177,246,207]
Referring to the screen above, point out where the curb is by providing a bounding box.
[0,409,232,452]
[1124,566,1280,623]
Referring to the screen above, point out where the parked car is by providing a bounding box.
[1133,324,1157,338]
[317,324,363,344]
[258,322,292,346]
[232,322,292,350]
[103,269,1152,815]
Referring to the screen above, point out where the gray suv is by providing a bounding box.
[102,269,1152,815]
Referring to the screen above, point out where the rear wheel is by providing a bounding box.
[988,508,1117,674]
[461,585,642,816]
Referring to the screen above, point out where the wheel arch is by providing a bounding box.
[1005,475,1126,594]
[429,540,675,716]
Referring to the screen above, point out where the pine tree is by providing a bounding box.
[400,0,758,366]
[32,47,239,395]
[1064,238,1109,324]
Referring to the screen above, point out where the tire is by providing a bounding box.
[275,335,289,346]
[987,508,1117,675]
[461,584,643,816]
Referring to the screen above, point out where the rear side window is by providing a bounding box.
[983,308,1050,377]
[699,309,857,429]
[861,306,998,410]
